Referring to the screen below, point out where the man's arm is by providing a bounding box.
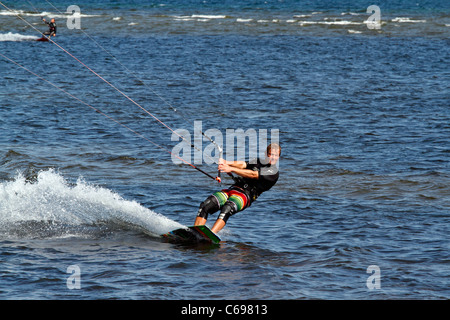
[218,158,259,179]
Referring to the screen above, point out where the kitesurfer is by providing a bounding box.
[42,18,56,37]
[195,143,281,233]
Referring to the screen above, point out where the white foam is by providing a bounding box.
[236,18,253,23]
[191,14,227,19]
[341,12,362,16]
[0,9,26,16]
[173,15,195,21]
[0,9,100,18]
[0,169,183,238]
[0,32,38,42]
[298,20,363,26]
[392,17,426,23]
[326,20,362,25]
[174,18,195,21]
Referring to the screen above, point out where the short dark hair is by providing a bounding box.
[267,143,281,156]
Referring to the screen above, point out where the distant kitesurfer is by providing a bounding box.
[42,18,57,37]
[195,143,281,234]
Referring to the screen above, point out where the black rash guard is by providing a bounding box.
[231,158,279,202]
[44,21,57,36]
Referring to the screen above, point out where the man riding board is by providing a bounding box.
[42,18,57,37]
[195,143,281,234]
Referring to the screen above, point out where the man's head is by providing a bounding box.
[266,143,281,165]
[51,18,55,23]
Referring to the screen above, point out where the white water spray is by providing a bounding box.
[0,169,183,239]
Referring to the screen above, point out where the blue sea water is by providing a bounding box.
[0,0,449,301]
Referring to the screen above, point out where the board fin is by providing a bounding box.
[162,225,221,244]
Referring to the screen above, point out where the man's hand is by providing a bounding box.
[218,163,232,173]
[218,158,231,172]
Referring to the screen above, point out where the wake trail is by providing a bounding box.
[0,169,184,239]
[0,32,38,41]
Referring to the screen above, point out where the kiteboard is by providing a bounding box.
[162,225,221,244]
[36,36,49,42]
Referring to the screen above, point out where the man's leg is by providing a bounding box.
[194,216,207,226]
[194,194,222,225]
[211,219,226,233]
[211,201,236,233]
[211,190,249,233]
